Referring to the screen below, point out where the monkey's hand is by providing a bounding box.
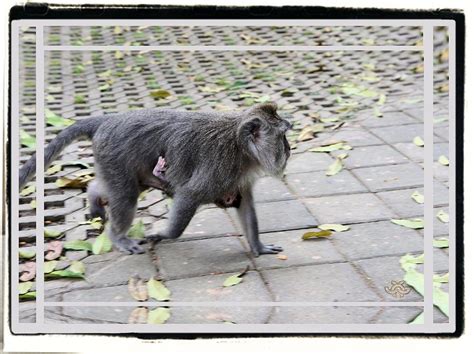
[254,242,283,256]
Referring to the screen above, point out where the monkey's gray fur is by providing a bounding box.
[19,102,291,256]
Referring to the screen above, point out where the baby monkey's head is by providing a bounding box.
[239,102,292,177]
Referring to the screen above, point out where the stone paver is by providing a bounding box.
[263,262,381,302]
[16,25,452,326]
[303,193,396,224]
[285,170,367,198]
[351,162,424,192]
[155,236,253,279]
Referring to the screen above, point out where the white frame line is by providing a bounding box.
[10,19,456,334]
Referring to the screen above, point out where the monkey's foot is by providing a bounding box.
[254,243,283,256]
[115,237,145,254]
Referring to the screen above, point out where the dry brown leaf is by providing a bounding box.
[128,276,148,301]
[128,307,148,324]
[277,254,288,260]
[19,262,36,281]
[45,240,63,261]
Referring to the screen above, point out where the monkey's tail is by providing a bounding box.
[19,116,105,190]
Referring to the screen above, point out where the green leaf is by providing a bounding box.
[80,217,103,230]
[45,109,75,127]
[302,230,333,240]
[147,308,171,324]
[438,155,449,166]
[433,237,449,249]
[99,83,111,92]
[310,142,346,152]
[320,117,340,123]
[409,312,424,324]
[19,291,36,301]
[411,191,424,204]
[413,136,424,147]
[44,260,58,274]
[30,200,36,209]
[128,219,146,239]
[391,218,424,229]
[150,89,171,99]
[92,232,113,255]
[436,210,449,223]
[46,164,62,175]
[68,261,85,275]
[433,273,449,284]
[19,281,33,295]
[19,249,36,259]
[45,269,85,279]
[223,274,243,287]
[44,228,62,238]
[373,106,383,118]
[377,93,387,105]
[20,185,35,197]
[147,278,171,301]
[63,240,93,251]
[98,69,112,78]
[400,253,424,271]
[20,130,36,148]
[318,224,350,232]
[404,268,424,294]
[326,157,343,176]
[434,286,449,316]
[74,95,86,104]
[73,64,85,74]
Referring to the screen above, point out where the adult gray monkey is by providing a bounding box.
[19,102,292,256]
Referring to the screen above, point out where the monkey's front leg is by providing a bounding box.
[146,190,199,242]
[237,190,283,256]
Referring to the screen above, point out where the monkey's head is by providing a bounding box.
[239,102,292,177]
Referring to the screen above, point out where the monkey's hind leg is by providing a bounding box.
[87,179,107,221]
[105,184,144,254]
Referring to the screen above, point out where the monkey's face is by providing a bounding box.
[241,103,292,177]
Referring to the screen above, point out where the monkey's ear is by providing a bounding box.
[240,117,262,142]
[250,102,278,116]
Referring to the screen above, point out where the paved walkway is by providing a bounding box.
[17,25,450,325]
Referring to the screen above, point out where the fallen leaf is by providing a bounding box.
[19,262,36,281]
[99,83,111,92]
[45,109,74,127]
[302,230,332,240]
[433,273,449,284]
[438,155,449,166]
[30,200,36,209]
[337,152,348,160]
[20,130,36,149]
[409,312,424,324]
[147,277,171,301]
[56,175,94,188]
[433,237,449,248]
[19,291,36,301]
[373,106,383,118]
[439,48,449,62]
[45,240,63,260]
[44,260,58,274]
[377,94,387,105]
[297,126,315,142]
[68,261,86,275]
[436,210,449,223]
[222,274,243,287]
[411,191,424,204]
[128,220,146,239]
[19,249,36,259]
[320,117,339,123]
[19,281,33,295]
[277,254,288,260]
[413,136,424,147]
[400,253,424,271]
[150,89,172,98]
[326,157,343,176]
[128,307,148,324]
[147,307,171,324]
[44,228,62,238]
[128,276,148,301]
[309,142,346,152]
[391,218,424,229]
[92,232,113,255]
[46,164,62,175]
[318,224,350,232]
[45,269,85,279]
[79,217,103,230]
[20,185,35,197]
[63,240,93,252]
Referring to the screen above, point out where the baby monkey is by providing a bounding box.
[19,102,291,256]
